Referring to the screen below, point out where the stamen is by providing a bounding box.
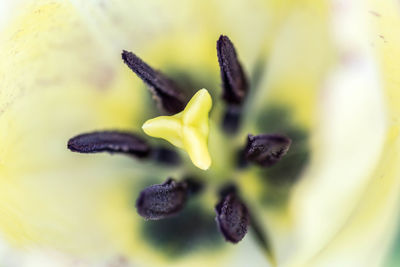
[182,176,204,196]
[217,35,248,105]
[136,178,188,220]
[67,131,151,158]
[221,105,242,134]
[151,147,181,166]
[215,192,249,243]
[218,183,238,198]
[122,50,186,114]
[245,134,291,167]
[236,148,249,169]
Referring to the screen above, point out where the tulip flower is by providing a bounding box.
[0,0,399,266]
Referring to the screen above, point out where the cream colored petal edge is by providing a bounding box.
[284,0,390,266]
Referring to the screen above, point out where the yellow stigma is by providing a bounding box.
[142,89,212,170]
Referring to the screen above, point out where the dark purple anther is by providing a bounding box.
[122,50,186,114]
[215,192,249,243]
[136,178,188,220]
[67,131,151,158]
[245,134,291,167]
[217,35,249,105]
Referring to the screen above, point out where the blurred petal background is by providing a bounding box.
[0,0,400,266]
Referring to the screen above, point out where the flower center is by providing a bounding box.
[67,34,296,259]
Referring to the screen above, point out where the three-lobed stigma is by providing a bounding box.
[142,89,212,170]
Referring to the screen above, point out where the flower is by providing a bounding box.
[0,0,400,267]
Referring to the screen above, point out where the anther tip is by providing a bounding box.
[121,50,130,61]
[66,139,77,152]
[218,34,230,43]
